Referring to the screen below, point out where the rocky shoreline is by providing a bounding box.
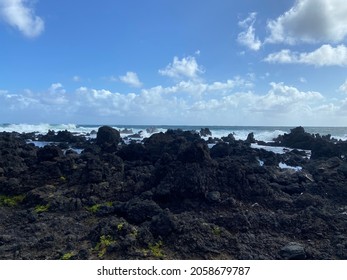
[0,126,346,259]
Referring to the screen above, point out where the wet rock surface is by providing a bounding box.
[0,126,346,259]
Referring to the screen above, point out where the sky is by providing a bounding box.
[1,0,347,126]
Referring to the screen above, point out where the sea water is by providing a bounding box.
[2,123,347,142]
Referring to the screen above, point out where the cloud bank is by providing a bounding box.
[1,55,346,126]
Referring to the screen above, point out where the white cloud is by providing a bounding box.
[40,83,68,106]
[266,0,347,44]
[159,56,204,79]
[49,83,65,93]
[148,77,252,99]
[76,86,178,121]
[264,49,294,64]
[0,0,44,38]
[237,12,262,51]
[339,80,347,93]
[256,82,323,112]
[119,71,143,88]
[264,44,347,66]
[189,82,323,115]
[77,87,112,100]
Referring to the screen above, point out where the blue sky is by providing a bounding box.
[1,0,347,126]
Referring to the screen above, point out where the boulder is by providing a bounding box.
[96,126,121,148]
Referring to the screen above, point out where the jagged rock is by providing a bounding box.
[221,133,235,142]
[245,132,256,144]
[274,126,314,150]
[273,126,344,159]
[1,128,347,260]
[200,128,212,137]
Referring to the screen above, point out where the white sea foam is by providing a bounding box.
[1,123,53,134]
[279,162,302,172]
[27,140,84,154]
[250,143,311,158]
[331,135,347,141]
[207,128,286,142]
[250,143,291,154]
[0,123,81,134]
[115,127,167,139]
[26,140,53,148]
[253,130,287,142]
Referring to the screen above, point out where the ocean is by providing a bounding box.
[1,123,347,142]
